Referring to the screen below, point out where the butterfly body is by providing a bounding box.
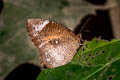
[26,19,80,68]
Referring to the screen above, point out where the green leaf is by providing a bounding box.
[37,39,120,80]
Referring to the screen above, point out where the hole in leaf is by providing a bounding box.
[107,57,111,61]
[108,76,112,80]
[88,53,91,57]
[81,48,85,51]
[101,50,105,54]
[95,51,99,55]
[85,58,88,61]
[88,62,91,66]
[91,56,94,60]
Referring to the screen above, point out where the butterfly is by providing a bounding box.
[26,19,81,68]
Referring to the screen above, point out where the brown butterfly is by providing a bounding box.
[26,19,81,68]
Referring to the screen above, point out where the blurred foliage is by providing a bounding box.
[37,39,120,80]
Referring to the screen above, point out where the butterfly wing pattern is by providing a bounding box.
[26,19,80,68]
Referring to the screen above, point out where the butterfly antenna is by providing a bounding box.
[79,17,92,34]
[76,17,92,43]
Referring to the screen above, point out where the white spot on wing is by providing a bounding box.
[33,20,49,31]
[55,40,58,44]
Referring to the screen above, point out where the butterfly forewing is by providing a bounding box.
[26,19,80,68]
